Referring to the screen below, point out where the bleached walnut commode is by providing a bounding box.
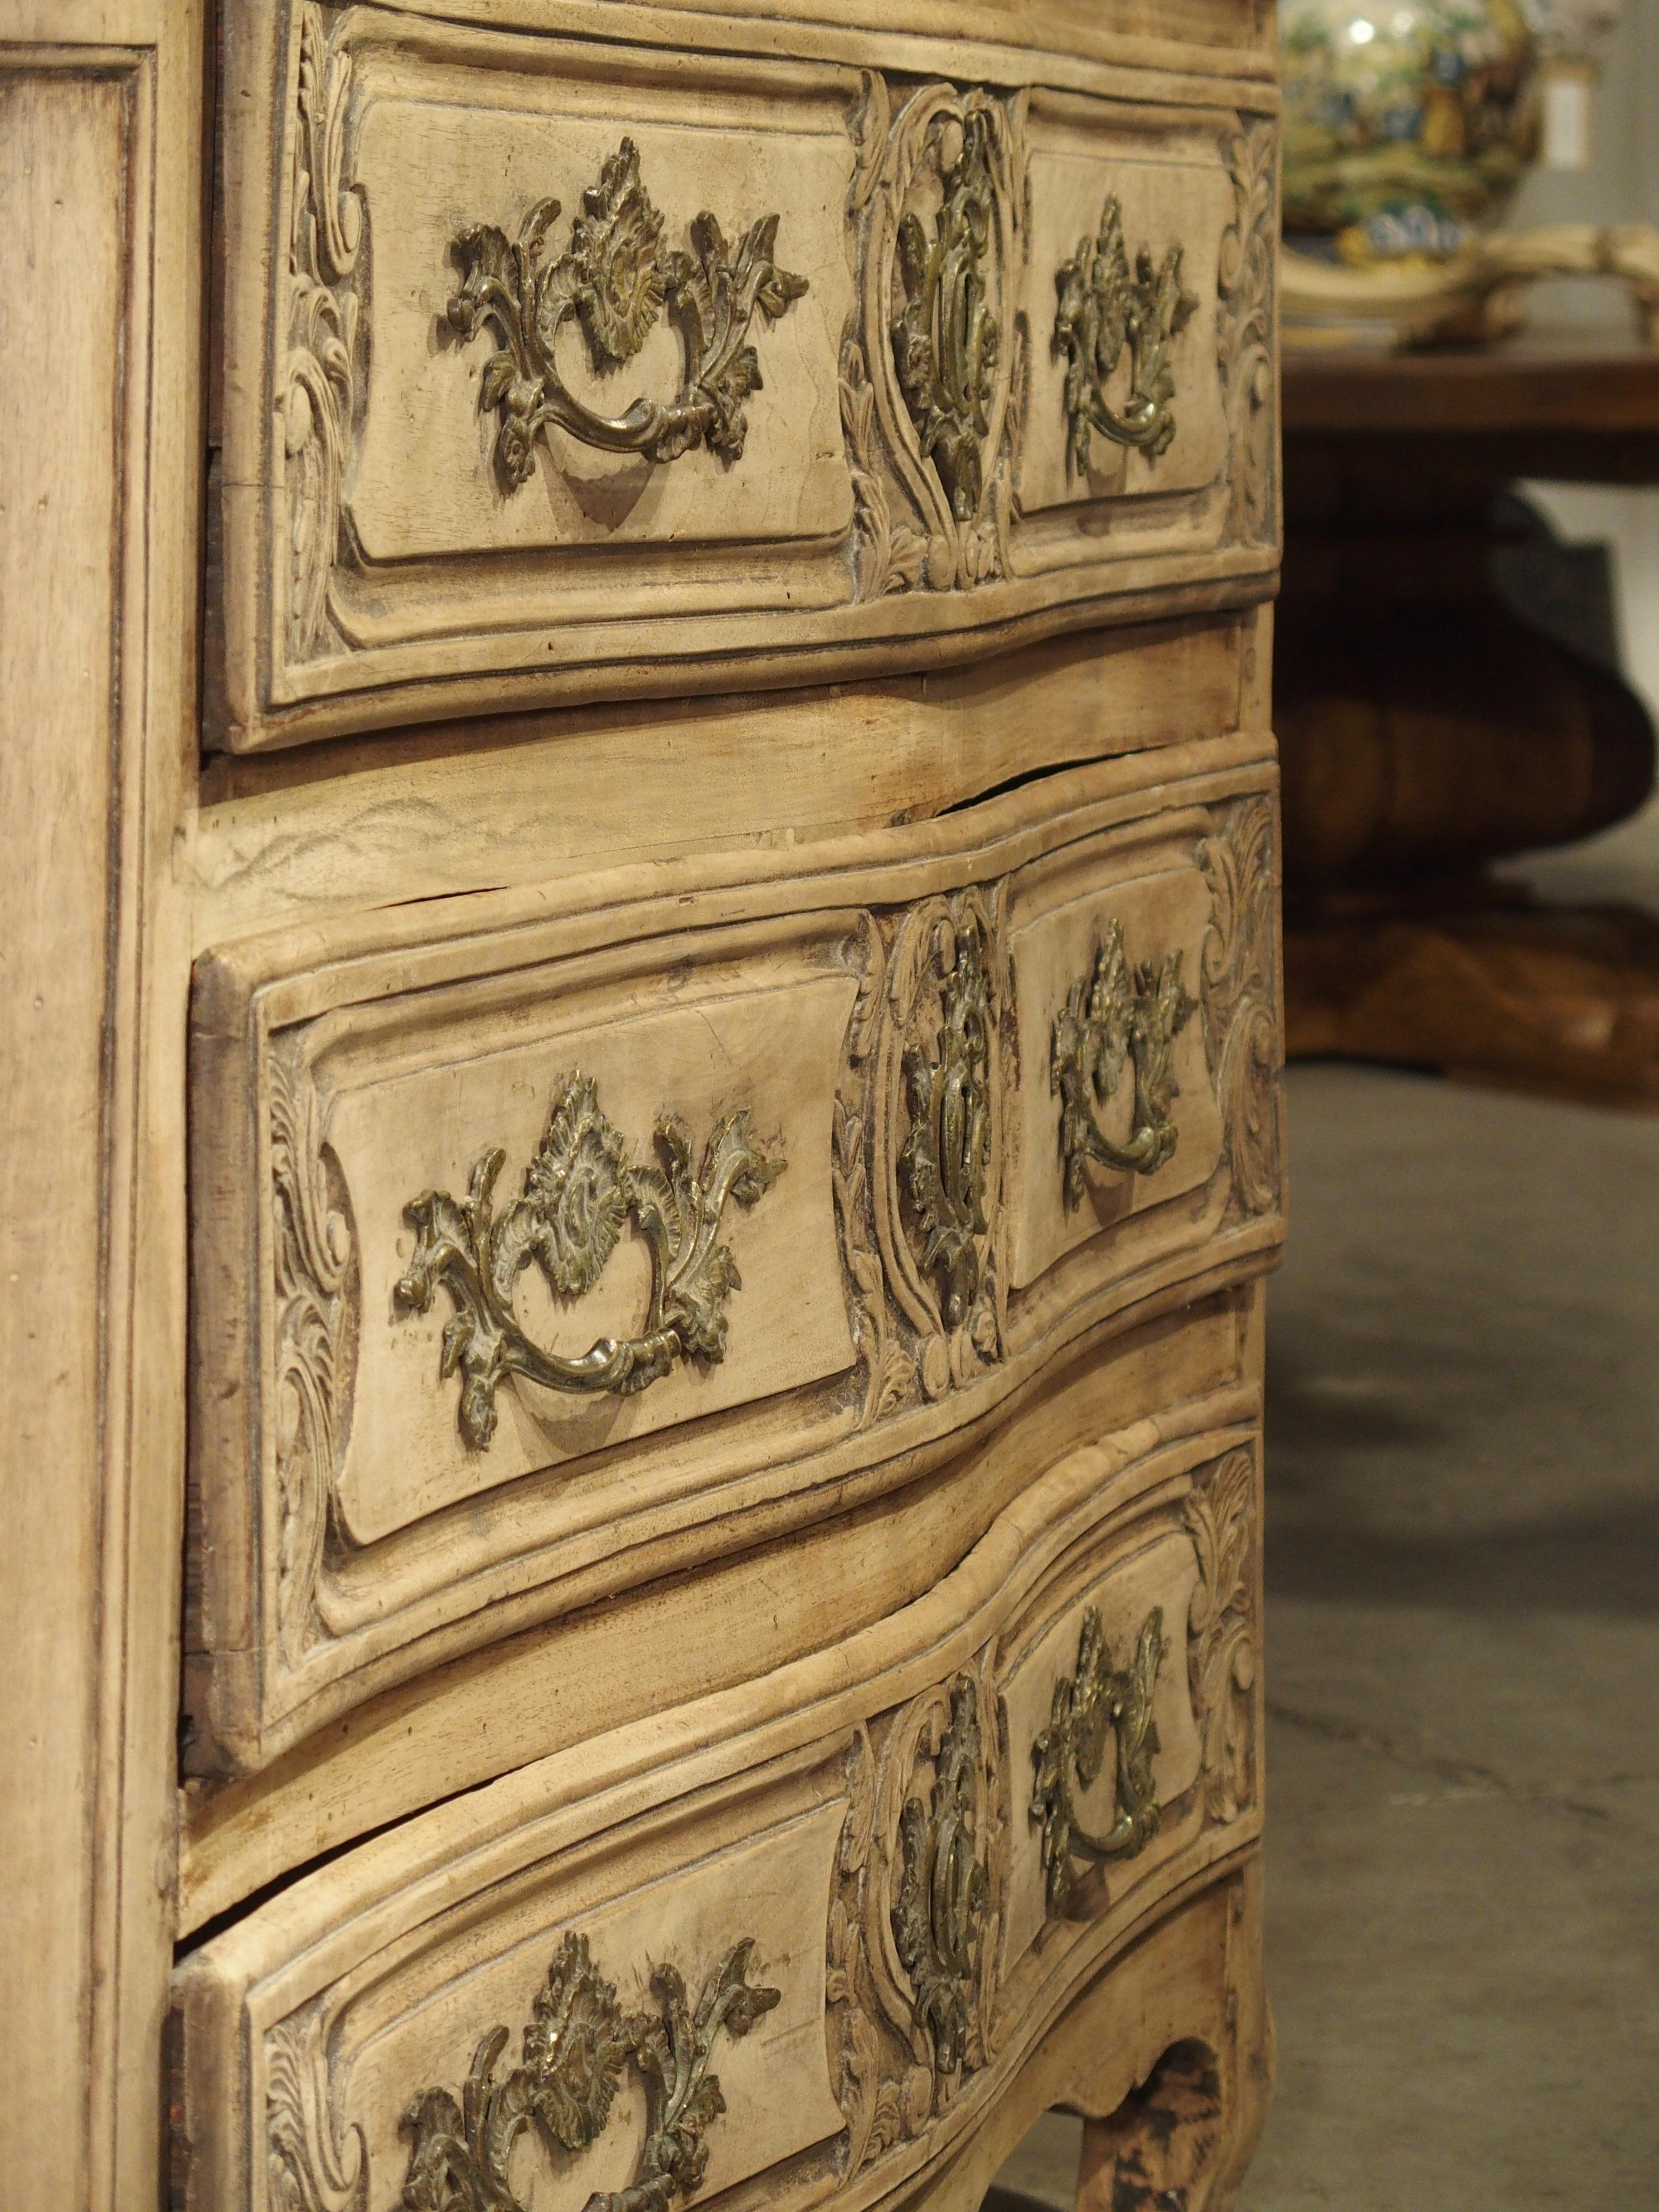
[0,2,1279,2207]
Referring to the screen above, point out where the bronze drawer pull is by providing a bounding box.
[447,137,809,492]
[1051,921,1194,1206]
[396,1073,785,1448]
[1030,1604,1168,1919]
[402,1929,780,2212]
[1054,194,1197,478]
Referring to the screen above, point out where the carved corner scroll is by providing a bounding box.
[1217,117,1278,549]
[396,1073,785,1449]
[1054,195,1197,478]
[843,81,1027,598]
[267,2002,368,2212]
[1197,798,1282,1223]
[1185,1449,1259,1826]
[447,137,809,491]
[828,1662,1003,2175]
[1052,921,1195,1208]
[285,2,365,664]
[269,1041,358,1670]
[399,1929,781,2212]
[1030,1605,1168,1922]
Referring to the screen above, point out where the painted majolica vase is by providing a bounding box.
[1282,0,1541,259]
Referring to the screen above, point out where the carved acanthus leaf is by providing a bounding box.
[1185,1449,1258,1825]
[266,2004,367,2212]
[891,1677,992,2088]
[1197,798,1282,1221]
[877,898,1004,1398]
[840,340,930,599]
[846,83,1024,597]
[828,1660,1003,2169]
[833,1097,916,1429]
[1217,117,1278,548]
[285,2,365,664]
[269,1042,357,1666]
[900,925,992,1333]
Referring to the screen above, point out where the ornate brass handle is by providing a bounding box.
[1030,1604,1168,1919]
[1054,193,1197,478]
[396,1073,785,1449]
[1051,920,1194,1209]
[402,1929,780,2212]
[447,137,809,492]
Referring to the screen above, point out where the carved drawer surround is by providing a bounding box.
[186,738,1282,1782]
[216,0,1278,749]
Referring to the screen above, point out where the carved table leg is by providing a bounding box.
[1072,1860,1271,2212]
[1279,435,1659,1104]
[965,1858,1270,2212]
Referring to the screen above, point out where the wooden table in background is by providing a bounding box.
[1278,341,1659,1104]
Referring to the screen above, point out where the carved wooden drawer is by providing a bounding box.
[173,1402,1263,2212]
[186,738,1282,1778]
[215,0,1278,750]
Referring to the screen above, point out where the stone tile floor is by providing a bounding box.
[993,1063,1659,2209]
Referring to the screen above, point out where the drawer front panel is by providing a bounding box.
[175,1418,1263,2212]
[188,743,1282,1774]
[312,921,855,1545]
[216,1,1279,750]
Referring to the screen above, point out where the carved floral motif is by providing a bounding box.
[269,1043,357,1667]
[1185,1449,1258,1825]
[901,923,992,1333]
[1217,118,1278,547]
[843,83,1026,597]
[1054,195,1197,477]
[396,1074,785,1448]
[833,1097,914,1429]
[827,1660,1003,2171]
[447,137,808,489]
[284,2,364,663]
[1197,798,1282,1221]
[892,1678,992,2082]
[892,110,1002,523]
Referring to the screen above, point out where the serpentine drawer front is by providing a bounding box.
[214,0,1277,749]
[186,740,1282,1777]
[173,1406,1263,2212]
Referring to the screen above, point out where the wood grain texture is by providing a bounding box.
[0,10,202,2205]
[188,617,1251,950]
